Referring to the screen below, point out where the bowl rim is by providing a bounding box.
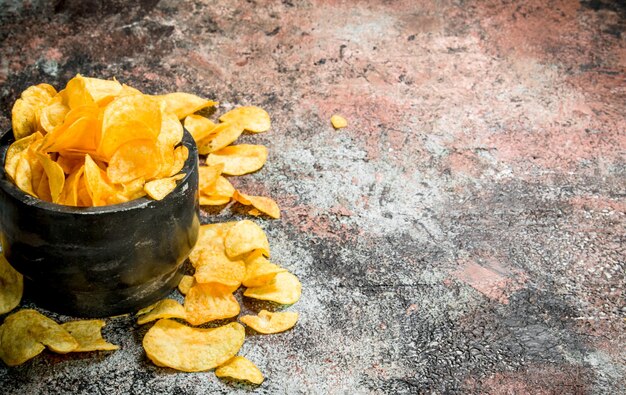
[0,128,198,215]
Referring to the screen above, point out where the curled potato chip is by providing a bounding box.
[199,195,231,206]
[142,320,244,372]
[178,275,195,295]
[58,165,84,206]
[205,145,267,176]
[4,132,43,180]
[239,310,299,334]
[330,114,348,129]
[84,154,122,206]
[137,299,187,325]
[0,255,23,315]
[194,249,245,292]
[167,145,189,178]
[189,222,237,266]
[39,97,69,134]
[198,164,223,193]
[36,152,65,203]
[198,122,244,155]
[0,309,78,366]
[82,77,123,106]
[224,220,270,259]
[156,92,218,120]
[14,153,36,196]
[215,356,264,385]
[234,191,280,219]
[184,114,216,144]
[243,251,287,288]
[65,75,96,109]
[219,106,271,133]
[143,174,184,201]
[184,284,240,325]
[158,106,184,149]
[244,272,301,305]
[11,99,39,140]
[60,320,119,351]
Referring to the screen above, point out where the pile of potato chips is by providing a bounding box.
[7,75,281,213]
[137,219,301,383]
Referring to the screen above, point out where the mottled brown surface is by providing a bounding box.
[0,0,625,393]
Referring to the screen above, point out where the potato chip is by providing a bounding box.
[248,208,263,216]
[330,114,348,129]
[84,154,122,206]
[205,145,268,176]
[156,92,218,120]
[4,132,43,180]
[143,174,184,201]
[198,122,244,155]
[82,77,123,106]
[142,320,244,372]
[167,145,189,178]
[184,284,240,325]
[0,309,78,366]
[36,152,65,203]
[0,255,22,315]
[219,106,271,133]
[198,164,223,192]
[60,320,119,351]
[199,195,231,206]
[212,176,236,197]
[158,105,184,149]
[11,99,39,140]
[58,165,84,206]
[35,172,52,202]
[194,249,245,291]
[107,139,160,184]
[137,299,187,325]
[184,114,217,144]
[189,222,237,266]
[233,191,280,219]
[178,275,195,295]
[20,83,57,103]
[243,251,287,288]
[224,220,270,259]
[14,153,35,196]
[65,75,96,109]
[215,356,264,385]
[39,97,69,134]
[244,272,301,305]
[239,310,299,334]
[137,301,160,316]
[99,94,161,159]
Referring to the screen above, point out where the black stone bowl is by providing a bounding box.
[0,129,199,317]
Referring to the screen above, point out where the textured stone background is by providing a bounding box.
[0,0,625,393]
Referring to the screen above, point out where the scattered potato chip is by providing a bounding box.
[243,251,287,288]
[0,255,23,315]
[199,195,231,206]
[224,220,270,259]
[194,249,246,291]
[234,191,280,219]
[178,275,195,295]
[143,320,244,372]
[205,145,268,176]
[184,284,240,325]
[60,320,119,351]
[137,299,187,325]
[189,222,237,266]
[244,272,301,305]
[0,309,78,366]
[331,114,348,129]
[240,310,299,334]
[198,163,223,192]
[184,114,217,144]
[219,106,271,133]
[198,122,244,155]
[216,356,264,385]
[156,92,218,120]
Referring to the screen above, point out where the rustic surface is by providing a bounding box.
[0,0,625,393]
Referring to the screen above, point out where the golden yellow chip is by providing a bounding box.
[198,122,244,154]
[224,220,270,259]
[0,309,78,366]
[216,356,264,385]
[36,152,65,203]
[184,114,217,144]
[243,252,287,288]
[156,92,218,120]
[199,176,235,202]
[198,163,223,193]
[247,208,263,216]
[184,284,240,325]
[0,255,22,315]
[178,275,195,295]
[11,100,39,140]
[81,77,123,106]
[330,114,348,129]
[205,145,268,176]
[35,173,52,202]
[188,222,237,266]
[84,154,122,206]
[137,299,187,325]
[142,320,244,372]
[158,106,184,149]
[60,320,119,351]
[167,145,189,178]
[143,174,181,201]
[239,310,299,334]
[39,97,69,134]
[244,272,301,305]
[65,74,96,109]
[4,132,43,180]
[20,83,57,103]
[99,95,161,159]
[219,106,271,133]
[199,195,231,206]
[58,165,84,206]
[14,153,35,196]
[233,191,280,219]
[194,249,245,291]
[137,301,159,316]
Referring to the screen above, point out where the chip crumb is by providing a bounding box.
[330,114,347,129]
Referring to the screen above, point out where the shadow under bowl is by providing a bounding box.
[0,129,200,318]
